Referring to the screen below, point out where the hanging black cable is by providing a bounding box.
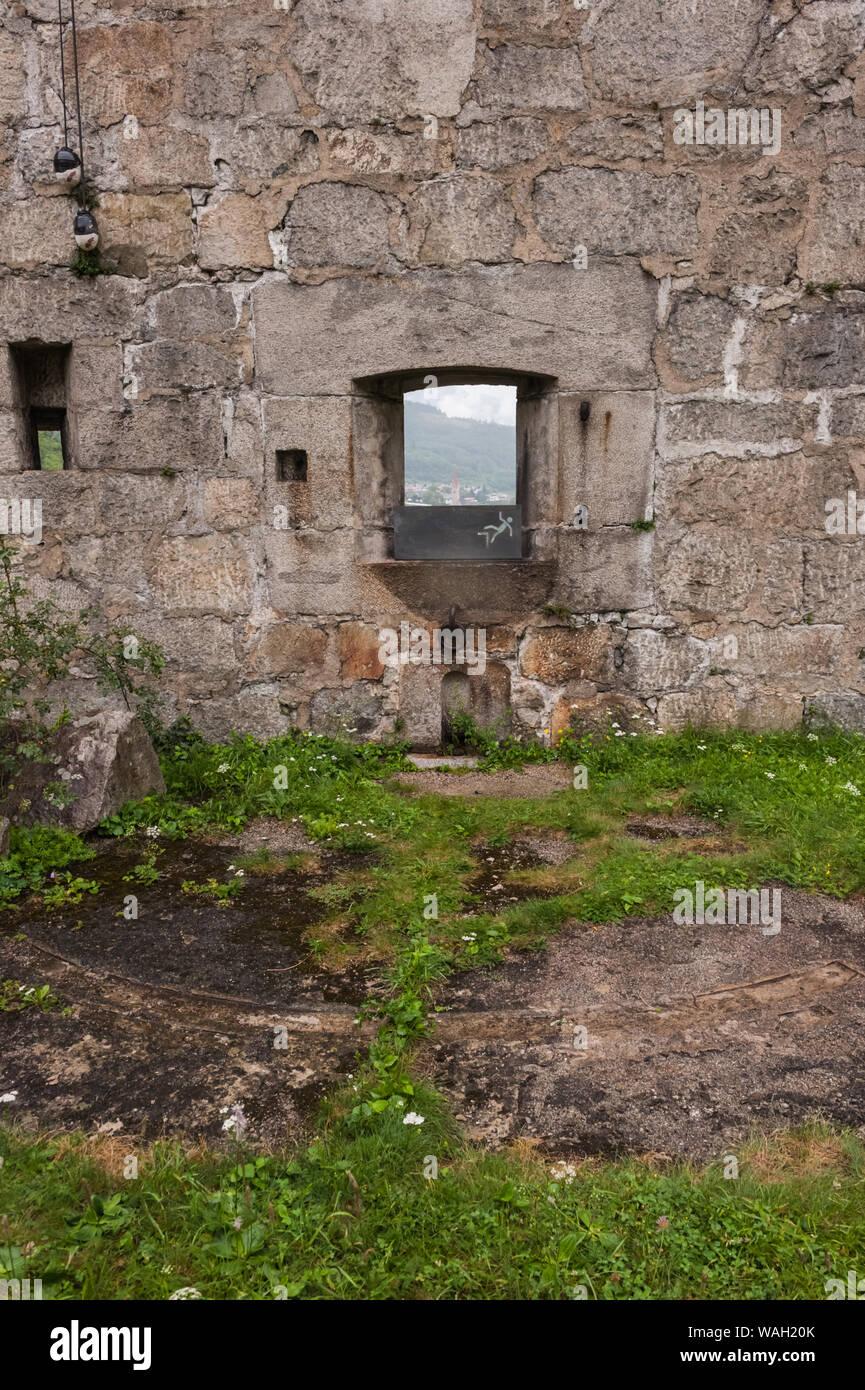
[57,0,69,148]
[68,0,86,191]
[53,0,82,187]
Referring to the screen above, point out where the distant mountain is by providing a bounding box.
[404,400,516,500]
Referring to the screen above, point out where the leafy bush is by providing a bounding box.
[0,825,95,908]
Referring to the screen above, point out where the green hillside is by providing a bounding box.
[404,400,515,499]
[36,429,64,471]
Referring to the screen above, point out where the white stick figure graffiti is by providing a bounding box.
[478,512,514,547]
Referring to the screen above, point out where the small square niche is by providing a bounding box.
[276,448,308,482]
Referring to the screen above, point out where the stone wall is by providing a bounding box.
[1,0,864,744]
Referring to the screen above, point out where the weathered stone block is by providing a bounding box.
[184,49,247,117]
[211,128,318,190]
[325,128,437,178]
[748,0,865,95]
[564,115,664,163]
[285,182,393,269]
[808,689,865,730]
[720,624,842,682]
[133,615,237,674]
[475,43,587,111]
[621,629,711,693]
[3,196,71,269]
[481,0,561,27]
[310,682,384,739]
[16,126,111,193]
[740,304,865,391]
[656,527,760,615]
[558,690,646,736]
[0,470,98,533]
[655,688,739,731]
[268,470,354,532]
[707,210,801,285]
[149,534,255,615]
[793,107,865,156]
[397,664,442,750]
[408,175,516,266]
[521,624,614,683]
[660,402,813,458]
[252,261,657,394]
[77,21,175,126]
[586,0,765,104]
[0,275,137,342]
[458,118,549,170]
[736,690,804,731]
[555,528,653,611]
[657,452,834,540]
[131,340,243,398]
[560,390,655,528]
[832,394,865,438]
[67,345,126,412]
[95,473,187,531]
[224,391,265,481]
[661,292,738,385]
[533,168,700,257]
[119,126,214,190]
[65,534,149,610]
[190,690,288,743]
[264,528,358,613]
[338,622,386,680]
[0,347,18,412]
[76,395,226,474]
[802,164,865,285]
[290,0,476,121]
[197,192,275,271]
[249,623,329,678]
[0,29,24,123]
[0,410,28,475]
[804,540,865,622]
[262,396,352,470]
[146,285,239,340]
[98,193,194,273]
[250,70,299,119]
[202,477,260,530]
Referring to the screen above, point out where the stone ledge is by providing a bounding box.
[361,560,556,622]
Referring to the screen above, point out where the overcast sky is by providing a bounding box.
[406,383,516,427]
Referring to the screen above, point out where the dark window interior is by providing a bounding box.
[276,448,308,482]
[10,342,71,470]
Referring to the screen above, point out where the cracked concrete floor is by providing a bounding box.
[0,833,376,1146]
[422,889,865,1157]
[1,824,864,1157]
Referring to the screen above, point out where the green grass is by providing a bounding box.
[2,1117,863,1300]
